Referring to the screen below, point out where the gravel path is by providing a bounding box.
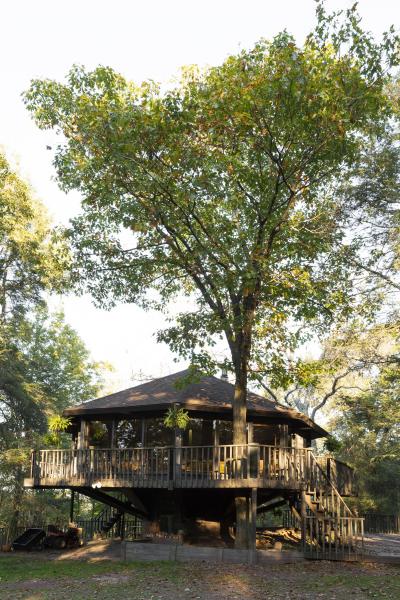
[364,533,400,556]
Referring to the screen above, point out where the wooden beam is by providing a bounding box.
[257,498,287,514]
[174,424,182,481]
[111,420,116,448]
[124,489,149,516]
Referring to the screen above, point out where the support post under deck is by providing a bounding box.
[300,489,307,551]
[70,489,75,524]
[250,488,257,551]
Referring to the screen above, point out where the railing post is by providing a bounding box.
[248,443,260,479]
[174,427,182,484]
[168,447,174,489]
[250,488,257,552]
[89,448,94,485]
[300,488,307,553]
[31,450,39,485]
[213,421,220,479]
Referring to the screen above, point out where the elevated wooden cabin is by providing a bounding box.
[24,370,361,554]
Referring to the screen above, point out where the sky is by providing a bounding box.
[1,0,399,391]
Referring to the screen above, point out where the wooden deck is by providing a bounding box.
[24,444,355,494]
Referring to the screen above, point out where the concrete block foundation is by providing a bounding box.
[122,541,304,565]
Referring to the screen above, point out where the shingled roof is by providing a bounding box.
[64,369,327,438]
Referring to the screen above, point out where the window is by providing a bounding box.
[88,421,109,448]
[253,425,277,446]
[183,418,213,446]
[116,420,142,448]
[218,421,233,445]
[145,418,173,447]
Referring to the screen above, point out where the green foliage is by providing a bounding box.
[164,406,190,430]
[323,436,343,454]
[1,448,30,467]
[48,415,72,433]
[331,349,400,513]
[0,154,110,529]
[0,152,69,319]
[23,3,400,454]
[15,306,109,415]
[268,319,399,421]
[89,421,108,445]
[0,306,107,448]
[45,415,73,446]
[0,307,109,525]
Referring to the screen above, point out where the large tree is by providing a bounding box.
[24,4,399,545]
[0,154,107,533]
[0,151,68,453]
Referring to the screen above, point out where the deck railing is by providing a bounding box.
[178,444,310,483]
[304,515,364,560]
[316,456,357,496]
[28,445,354,493]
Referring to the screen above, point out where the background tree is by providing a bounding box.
[24,3,400,545]
[0,154,108,532]
[264,319,399,420]
[0,153,67,320]
[331,357,400,514]
[337,86,400,298]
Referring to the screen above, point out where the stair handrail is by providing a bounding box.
[308,450,355,518]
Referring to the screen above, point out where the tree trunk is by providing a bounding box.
[233,366,249,548]
[233,370,247,445]
[234,495,248,548]
[227,302,256,549]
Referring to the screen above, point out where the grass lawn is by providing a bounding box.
[0,553,399,599]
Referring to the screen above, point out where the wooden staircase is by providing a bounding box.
[100,508,123,535]
[76,504,123,539]
[301,452,364,560]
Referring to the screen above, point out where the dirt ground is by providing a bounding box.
[44,538,124,561]
[1,540,400,600]
[1,556,400,599]
[2,536,400,599]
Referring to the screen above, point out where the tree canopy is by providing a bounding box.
[266,319,399,419]
[24,4,399,436]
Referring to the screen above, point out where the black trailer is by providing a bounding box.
[12,528,46,551]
